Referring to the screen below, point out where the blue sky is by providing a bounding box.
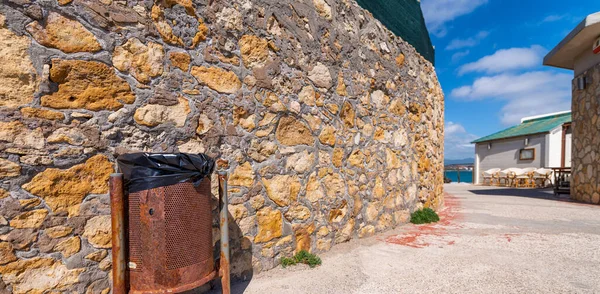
[420,0,600,160]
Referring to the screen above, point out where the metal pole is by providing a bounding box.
[110,173,127,294]
[217,159,230,294]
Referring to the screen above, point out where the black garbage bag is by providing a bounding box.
[117,153,215,193]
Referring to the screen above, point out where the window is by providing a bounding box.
[519,148,535,160]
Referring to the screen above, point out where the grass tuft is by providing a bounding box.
[410,208,440,224]
[280,250,322,268]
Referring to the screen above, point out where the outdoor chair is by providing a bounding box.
[533,168,554,188]
[496,169,514,187]
[505,168,523,187]
[482,168,501,186]
[514,167,537,188]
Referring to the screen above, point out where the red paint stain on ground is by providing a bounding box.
[384,192,462,248]
[502,233,520,243]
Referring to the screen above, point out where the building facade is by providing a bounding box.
[473,112,571,184]
[544,12,600,204]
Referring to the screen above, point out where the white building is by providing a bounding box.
[472,111,572,184]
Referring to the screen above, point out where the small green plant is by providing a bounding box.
[280,250,322,268]
[410,208,440,224]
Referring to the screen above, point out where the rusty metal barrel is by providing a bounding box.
[128,179,215,293]
[116,153,217,293]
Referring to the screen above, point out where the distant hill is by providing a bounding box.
[444,158,474,165]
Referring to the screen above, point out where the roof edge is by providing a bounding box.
[471,132,549,144]
[543,12,600,69]
[521,110,571,123]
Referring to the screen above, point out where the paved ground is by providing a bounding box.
[210,184,600,293]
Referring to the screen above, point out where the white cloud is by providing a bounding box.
[458,45,546,75]
[446,31,489,50]
[451,71,572,125]
[421,0,488,38]
[539,14,581,24]
[451,50,470,63]
[542,14,567,23]
[444,121,478,159]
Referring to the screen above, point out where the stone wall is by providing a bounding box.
[0,0,444,292]
[572,63,600,204]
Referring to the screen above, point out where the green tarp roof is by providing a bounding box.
[355,0,435,64]
[471,112,572,144]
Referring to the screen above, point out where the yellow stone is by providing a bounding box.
[348,150,365,167]
[151,2,208,48]
[276,116,314,146]
[46,226,73,239]
[239,35,269,68]
[332,148,344,168]
[83,215,112,248]
[373,176,385,199]
[294,223,315,253]
[98,256,111,271]
[20,107,65,120]
[276,235,293,247]
[328,200,347,223]
[366,202,380,222]
[0,257,83,294]
[169,51,191,71]
[0,158,21,178]
[306,172,324,202]
[389,99,406,116]
[284,205,311,221]
[386,148,401,169]
[316,238,332,251]
[340,101,355,128]
[0,188,9,199]
[19,198,41,209]
[358,225,375,238]
[22,155,113,216]
[323,173,345,198]
[395,53,405,67]
[0,242,17,265]
[336,72,347,96]
[313,0,332,20]
[298,86,316,106]
[9,209,48,229]
[228,204,248,221]
[26,12,101,53]
[191,66,241,94]
[318,126,336,146]
[134,97,190,127]
[113,38,164,84]
[41,59,135,111]
[262,175,300,207]
[228,162,254,187]
[0,14,37,108]
[255,207,282,243]
[335,218,355,243]
[54,236,80,258]
[85,250,107,262]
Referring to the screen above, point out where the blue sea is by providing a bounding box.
[444,171,473,183]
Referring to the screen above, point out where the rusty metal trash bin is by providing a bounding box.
[113,153,224,294]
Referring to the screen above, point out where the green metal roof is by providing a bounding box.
[471,112,572,144]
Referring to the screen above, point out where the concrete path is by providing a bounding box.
[212,184,600,293]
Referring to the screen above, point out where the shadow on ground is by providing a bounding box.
[468,187,573,202]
